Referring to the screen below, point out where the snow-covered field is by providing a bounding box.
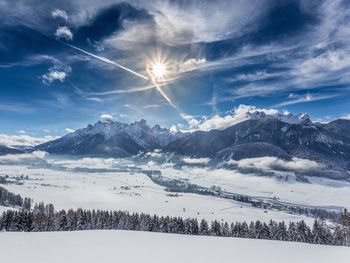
[1,152,350,224]
[0,164,311,224]
[158,165,350,209]
[0,230,349,263]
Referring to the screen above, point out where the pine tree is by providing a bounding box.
[199,219,209,235]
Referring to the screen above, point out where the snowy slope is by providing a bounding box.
[0,230,349,263]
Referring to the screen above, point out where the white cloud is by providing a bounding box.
[145,151,162,158]
[184,105,279,131]
[274,93,339,107]
[100,114,113,120]
[299,50,350,76]
[41,66,71,85]
[151,0,269,44]
[227,157,322,172]
[17,130,27,134]
[342,114,350,120]
[179,58,207,72]
[0,151,47,164]
[51,9,68,21]
[105,22,155,51]
[143,104,161,109]
[0,134,57,147]
[65,128,75,133]
[169,125,179,133]
[55,26,73,41]
[183,157,210,165]
[105,0,269,49]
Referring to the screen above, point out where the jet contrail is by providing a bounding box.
[148,74,176,109]
[63,42,149,80]
[61,41,178,109]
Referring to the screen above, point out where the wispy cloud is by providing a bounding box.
[51,9,68,21]
[227,156,322,172]
[0,101,36,113]
[273,93,340,107]
[0,134,57,147]
[65,128,75,133]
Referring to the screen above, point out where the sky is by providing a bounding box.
[1,0,350,141]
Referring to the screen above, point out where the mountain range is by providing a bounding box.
[1,110,349,180]
[36,119,184,157]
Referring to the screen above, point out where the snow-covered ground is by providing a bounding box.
[1,152,349,225]
[156,165,350,209]
[0,164,311,224]
[0,230,349,263]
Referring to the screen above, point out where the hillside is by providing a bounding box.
[1,230,349,263]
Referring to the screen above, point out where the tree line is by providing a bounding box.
[1,185,350,246]
[145,172,341,221]
[1,208,349,247]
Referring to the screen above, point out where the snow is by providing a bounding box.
[1,152,349,225]
[191,105,312,131]
[0,205,14,213]
[0,164,311,224]
[157,165,350,209]
[67,119,183,148]
[0,230,349,263]
[183,157,210,165]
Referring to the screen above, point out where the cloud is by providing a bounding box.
[184,105,279,131]
[0,101,36,114]
[143,104,162,109]
[103,0,270,50]
[227,156,322,172]
[183,157,210,165]
[151,0,269,44]
[342,114,350,120]
[51,9,68,21]
[179,58,207,72]
[17,130,27,134]
[55,26,73,40]
[100,114,113,120]
[0,151,48,164]
[104,22,155,51]
[274,93,340,107]
[299,50,350,76]
[65,128,75,133]
[41,66,71,85]
[0,134,57,147]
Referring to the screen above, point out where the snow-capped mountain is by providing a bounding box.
[227,106,312,125]
[37,119,184,157]
[35,111,350,180]
[190,105,312,132]
[165,117,350,180]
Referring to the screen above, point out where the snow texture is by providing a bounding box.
[0,230,349,263]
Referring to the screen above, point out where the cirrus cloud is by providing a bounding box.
[51,9,68,21]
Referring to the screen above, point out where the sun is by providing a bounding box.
[151,63,166,79]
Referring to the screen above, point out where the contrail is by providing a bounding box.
[149,74,177,109]
[61,41,179,110]
[63,42,149,80]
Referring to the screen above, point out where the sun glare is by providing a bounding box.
[152,63,166,79]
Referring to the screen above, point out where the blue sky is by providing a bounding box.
[1,0,350,140]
